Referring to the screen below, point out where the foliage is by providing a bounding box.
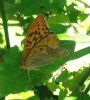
[0,0,90,99]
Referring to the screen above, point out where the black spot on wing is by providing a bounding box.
[37,24,39,26]
[42,28,44,30]
[28,32,33,37]
[27,40,31,44]
[45,27,48,31]
[34,30,38,34]
[37,32,40,35]
[40,47,44,50]
[39,35,43,39]
[37,27,40,30]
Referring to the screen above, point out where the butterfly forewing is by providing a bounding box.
[25,15,49,49]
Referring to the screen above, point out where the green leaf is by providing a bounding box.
[48,14,70,24]
[0,46,28,97]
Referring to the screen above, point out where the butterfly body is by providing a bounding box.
[21,15,68,70]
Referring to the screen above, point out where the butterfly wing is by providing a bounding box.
[22,15,49,67]
[22,15,68,70]
[22,32,68,70]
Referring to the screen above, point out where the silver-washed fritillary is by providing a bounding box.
[21,15,68,70]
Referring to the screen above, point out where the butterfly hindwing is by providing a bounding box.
[24,33,68,70]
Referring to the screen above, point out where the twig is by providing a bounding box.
[0,0,10,49]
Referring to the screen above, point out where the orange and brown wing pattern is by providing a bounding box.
[22,15,49,67]
[22,15,69,69]
[22,32,68,70]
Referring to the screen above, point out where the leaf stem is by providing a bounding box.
[0,0,10,49]
[79,66,90,86]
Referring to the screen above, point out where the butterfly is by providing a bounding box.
[21,15,68,70]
